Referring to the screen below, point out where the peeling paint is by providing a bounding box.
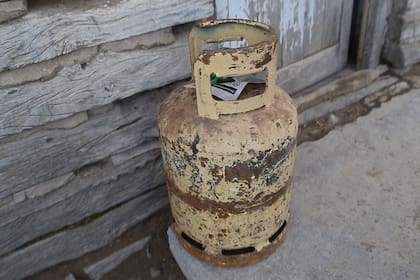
[159,19,298,266]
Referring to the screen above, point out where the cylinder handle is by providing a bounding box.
[189,19,278,119]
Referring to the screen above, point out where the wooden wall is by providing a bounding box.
[0,0,213,278]
[215,0,355,93]
[216,0,342,67]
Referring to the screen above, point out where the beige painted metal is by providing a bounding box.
[189,19,278,119]
[159,19,298,266]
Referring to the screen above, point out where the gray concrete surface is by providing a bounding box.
[169,89,420,280]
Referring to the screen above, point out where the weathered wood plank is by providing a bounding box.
[278,0,352,95]
[0,186,168,280]
[303,0,325,58]
[0,146,163,257]
[281,0,306,66]
[0,0,213,71]
[277,45,341,93]
[281,0,352,94]
[338,0,354,65]
[0,28,175,88]
[0,82,175,200]
[0,0,26,23]
[321,0,342,49]
[0,28,190,137]
[351,0,392,69]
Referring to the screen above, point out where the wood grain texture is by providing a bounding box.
[0,146,163,257]
[0,0,213,71]
[0,186,168,280]
[321,0,342,49]
[0,28,175,88]
[277,45,341,93]
[0,29,190,137]
[281,0,306,66]
[215,0,343,67]
[0,83,174,201]
[279,0,353,94]
[356,0,392,68]
[303,0,325,58]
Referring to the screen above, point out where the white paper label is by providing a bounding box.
[184,81,248,101]
[211,81,248,101]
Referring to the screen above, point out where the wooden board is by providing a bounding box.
[0,187,168,280]
[0,29,190,137]
[0,0,213,71]
[0,28,175,88]
[321,1,342,48]
[215,0,343,67]
[0,145,163,256]
[0,80,173,257]
[0,83,175,201]
[353,0,392,68]
[303,0,325,58]
[278,0,353,93]
[281,0,306,66]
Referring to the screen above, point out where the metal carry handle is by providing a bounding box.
[189,19,278,119]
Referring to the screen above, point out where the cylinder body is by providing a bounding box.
[158,83,298,266]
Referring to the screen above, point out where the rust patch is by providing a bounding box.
[225,138,296,186]
[166,173,292,216]
[209,165,223,184]
[191,134,200,156]
[254,52,272,68]
[201,54,211,65]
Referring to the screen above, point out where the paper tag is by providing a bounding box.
[211,81,248,101]
[184,81,248,101]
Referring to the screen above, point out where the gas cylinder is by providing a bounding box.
[158,19,298,266]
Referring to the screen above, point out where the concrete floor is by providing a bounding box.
[169,89,420,280]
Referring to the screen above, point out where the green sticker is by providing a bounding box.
[210,73,234,84]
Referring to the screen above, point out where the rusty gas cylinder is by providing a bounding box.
[158,19,298,266]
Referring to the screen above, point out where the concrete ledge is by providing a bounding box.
[383,40,420,68]
[0,0,26,23]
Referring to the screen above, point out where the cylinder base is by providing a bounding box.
[172,222,288,267]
